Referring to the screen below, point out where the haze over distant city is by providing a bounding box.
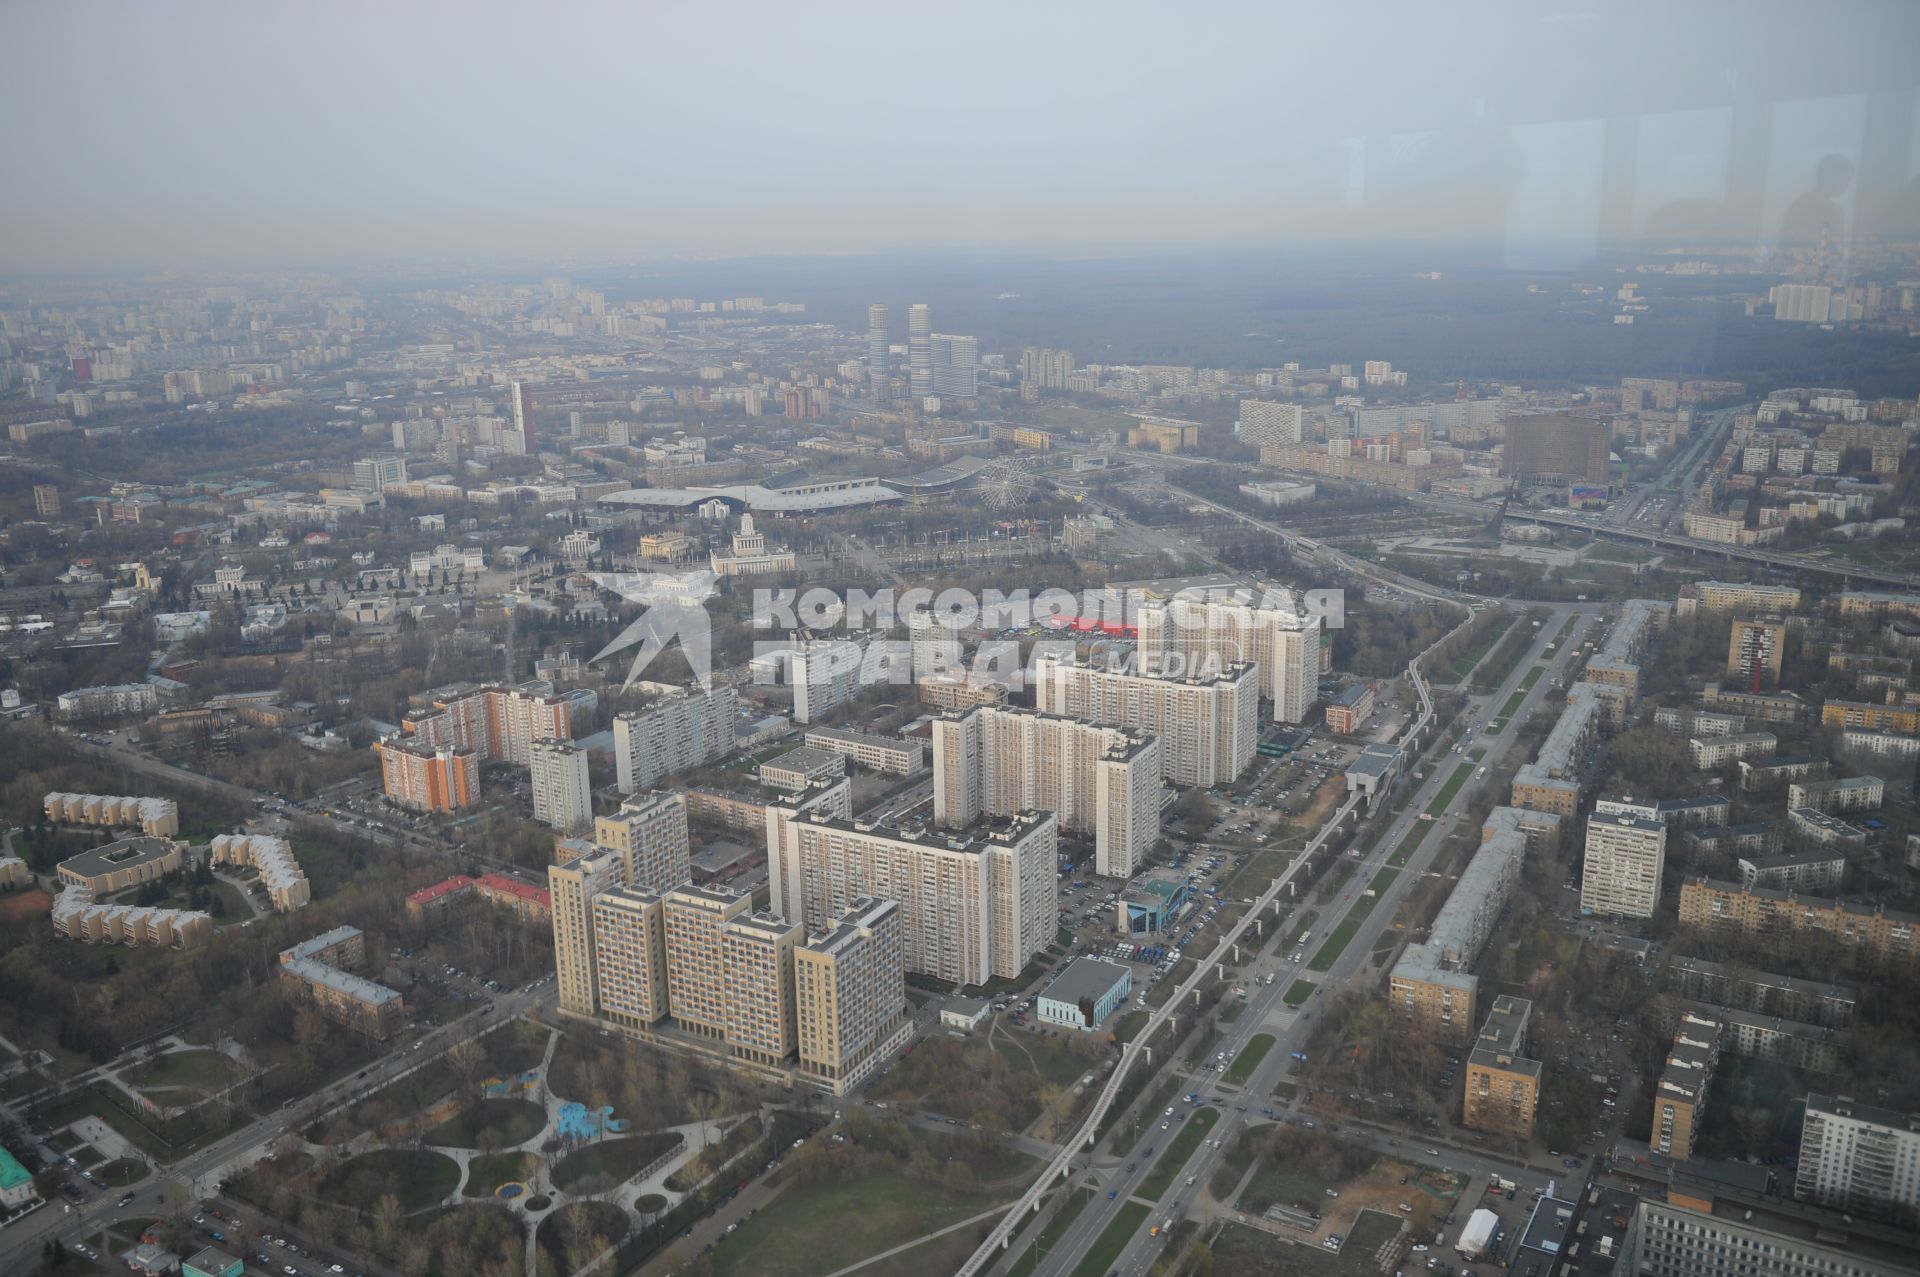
[5,0,1919,272]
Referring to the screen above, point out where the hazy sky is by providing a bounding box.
[4,1,1917,272]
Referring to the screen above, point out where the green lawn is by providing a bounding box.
[423,1098,547,1149]
[463,1151,540,1197]
[1425,764,1474,817]
[1226,1035,1276,1086]
[1283,979,1317,1007]
[1239,1160,1337,1215]
[1008,1188,1094,1277]
[121,1049,243,1094]
[1486,719,1508,734]
[551,1132,684,1195]
[709,1170,1007,1277]
[1069,1200,1151,1277]
[1139,1106,1219,1200]
[317,1149,461,1212]
[1519,665,1545,691]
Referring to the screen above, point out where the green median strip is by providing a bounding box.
[1225,1035,1275,1087]
[1139,1106,1220,1201]
[1070,1201,1151,1277]
[1426,764,1474,817]
[1283,979,1317,1007]
[1306,868,1399,972]
[1520,664,1546,690]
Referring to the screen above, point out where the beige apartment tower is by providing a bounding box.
[795,897,908,1091]
[662,884,752,1037]
[593,791,692,892]
[932,704,1161,878]
[1581,812,1668,919]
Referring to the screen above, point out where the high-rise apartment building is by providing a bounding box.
[375,737,478,812]
[908,304,932,396]
[1135,592,1323,723]
[1502,414,1610,484]
[769,809,1057,986]
[930,333,980,398]
[1727,618,1787,684]
[550,848,626,1015]
[866,304,889,391]
[588,886,670,1030]
[719,908,802,1066]
[1033,652,1259,787]
[1581,811,1667,919]
[932,704,1162,879]
[611,685,737,792]
[403,683,574,768]
[660,885,752,1037]
[593,791,692,893]
[1019,346,1076,391]
[530,740,592,832]
[1237,400,1305,448]
[791,638,888,724]
[1795,1093,1920,1223]
[794,896,907,1091]
[509,380,536,454]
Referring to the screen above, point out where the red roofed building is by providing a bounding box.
[405,875,477,928]
[475,874,552,926]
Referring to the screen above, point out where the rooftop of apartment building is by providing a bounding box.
[1656,1014,1722,1106]
[1477,994,1533,1055]
[57,835,178,879]
[1667,955,1853,1002]
[803,896,894,955]
[1518,683,1602,782]
[817,807,1055,851]
[1664,1157,1920,1272]
[1804,1091,1920,1134]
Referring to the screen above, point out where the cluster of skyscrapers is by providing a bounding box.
[866,302,978,399]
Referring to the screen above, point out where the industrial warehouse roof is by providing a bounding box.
[1041,957,1132,1006]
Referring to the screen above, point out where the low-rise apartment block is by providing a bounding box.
[1738,754,1825,792]
[42,793,179,838]
[1690,733,1776,769]
[1788,807,1868,848]
[1667,956,1854,1029]
[758,746,845,792]
[1678,877,1920,968]
[209,833,308,911]
[1822,700,1920,733]
[1651,1011,1722,1159]
[1787,776,1884,815]
[1512,684,1603,817]
[1463,995,1541,1142]
[277,925,405,1039]
[1676,580,1804,616]
[1738,849,1848,894]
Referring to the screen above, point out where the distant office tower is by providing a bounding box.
[1502,414,1609,484]
[32,484,59,519]
[1727,618,1786,684]
[1237,400,1304,448]
[375,738,478,812]
[530,740,592,832]
[1795,1093,1920,1222]
[769,808,1057,986]
[1770,283,1833,323]
[510,381,536,453]
[1020,347,1077,391]
[1135,594,1322,724]
[932,704,1162,878]
[930,333,980,398]
[593,791,692,893]
[352,454,407,493]
[1034,653,1258,787]
[867,304,889,391]
[1580,812,1667,918]
[909,304,932,396]
[611,685,737,793]
[795,896,907,1090]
